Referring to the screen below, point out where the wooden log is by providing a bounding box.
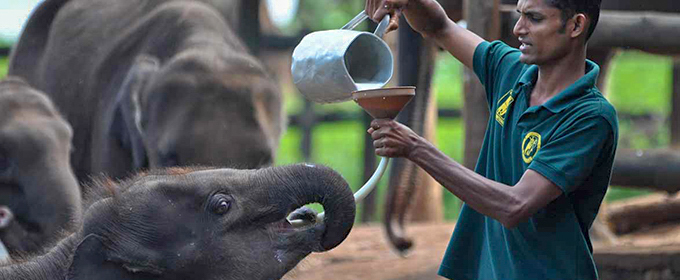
[611,149,680,194]
[590,11,680,54]
[501,7,680,54]
[595,245,680,280]
[604,193,680,235]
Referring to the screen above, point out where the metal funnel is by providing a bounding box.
[352,86,415,119]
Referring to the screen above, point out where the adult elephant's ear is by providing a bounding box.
[68,234,163,280]
[109,56,159,170]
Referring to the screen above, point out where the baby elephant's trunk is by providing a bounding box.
[258,164,356,251]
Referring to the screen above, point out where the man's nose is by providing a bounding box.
[513,17,527,37]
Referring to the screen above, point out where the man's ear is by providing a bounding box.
[67,234,163,280]
[108,55,159,170]
[570,13,587,38]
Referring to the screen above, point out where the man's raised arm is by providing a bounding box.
[366,0,485,69]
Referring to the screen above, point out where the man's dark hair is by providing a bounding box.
[544,0,601,41]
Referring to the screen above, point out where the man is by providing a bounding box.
[365,0,617,279]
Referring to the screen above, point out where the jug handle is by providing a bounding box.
[341,10,369,30]
[373,14,390,38]
[341,10,391,39]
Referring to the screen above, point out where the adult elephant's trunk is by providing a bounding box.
[257,164,356,251]
[0,233,81,280]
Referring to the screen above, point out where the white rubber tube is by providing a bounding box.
[290,157,390,227]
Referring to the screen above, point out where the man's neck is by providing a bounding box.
[531,47,587,107]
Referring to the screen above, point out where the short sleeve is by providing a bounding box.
[472,41,522,106]
[528,115,616,194]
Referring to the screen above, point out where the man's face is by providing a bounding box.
[513,0,572,65]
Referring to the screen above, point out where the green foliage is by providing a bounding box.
[604,50,670,202]
[281,0,368,34]
[0,58,7,78]
[607,51,672,115]
[433,53,464,109]
[0,39,12,48]
[436,118,465,220]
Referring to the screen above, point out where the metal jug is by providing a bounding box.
[291,11,393,103]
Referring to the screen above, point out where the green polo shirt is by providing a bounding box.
[438,41,618,280]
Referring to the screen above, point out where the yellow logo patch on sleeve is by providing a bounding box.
[495,89,514,126]
[522,132,542,163]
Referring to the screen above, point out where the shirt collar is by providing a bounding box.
[517,60,600,113]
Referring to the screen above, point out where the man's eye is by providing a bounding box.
[528,15,542,22]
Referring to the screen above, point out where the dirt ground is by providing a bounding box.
[285,194,680,280]
[284,223,454,280]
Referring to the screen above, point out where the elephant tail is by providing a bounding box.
[383,158,416,255]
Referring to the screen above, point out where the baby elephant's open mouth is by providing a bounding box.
[274,207,321,233]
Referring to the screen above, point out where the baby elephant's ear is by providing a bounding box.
[67,234,162,280]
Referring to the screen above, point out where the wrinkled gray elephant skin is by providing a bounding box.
[0,77,82,258]
[0,164,356,280]
[8,0,284,183]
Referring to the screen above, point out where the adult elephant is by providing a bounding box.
[0,164,356,279]
[8,0,284,182]
[0,77,81,258]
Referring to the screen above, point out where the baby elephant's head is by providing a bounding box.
[68,164,355,280]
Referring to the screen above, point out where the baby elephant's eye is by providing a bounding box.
[209,194,231,215]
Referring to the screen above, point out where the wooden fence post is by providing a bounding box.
[672,59,680,148]
[239,0,261,56]
[462,0,500,169]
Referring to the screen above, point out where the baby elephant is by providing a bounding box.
[0,164,355,280]
[0,77,81,258]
